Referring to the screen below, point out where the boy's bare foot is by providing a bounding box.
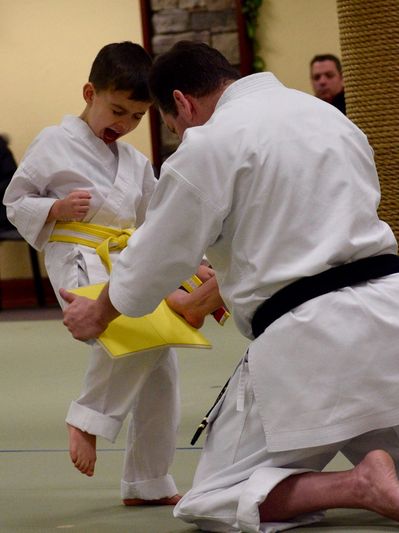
[123,494,182,506]
[166,289,205,329]
[67,423,96,477]
[354,449,399,521]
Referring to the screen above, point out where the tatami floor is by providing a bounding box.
[0,308,398,532]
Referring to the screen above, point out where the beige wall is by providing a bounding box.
[1,0,341,280]
[1,0,150,279]
[258,0,341,93]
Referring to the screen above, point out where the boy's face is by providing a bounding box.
[82,83,151,143]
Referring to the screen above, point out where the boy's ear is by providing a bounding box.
[83,82,96,104]
[172,90,194,121]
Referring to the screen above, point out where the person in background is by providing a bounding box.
[310,53,346,114]
[0,134,17,230]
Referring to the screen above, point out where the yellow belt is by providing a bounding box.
[50,221,229,325]
[49,221,135,273]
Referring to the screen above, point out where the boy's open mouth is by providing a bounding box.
[103,128,119,144]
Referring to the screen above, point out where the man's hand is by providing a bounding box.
[47,189,91,222]
[60,283,120,341]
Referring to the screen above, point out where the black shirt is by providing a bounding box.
[331,90,346,115]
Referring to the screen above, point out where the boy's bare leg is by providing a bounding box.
[67,423,97,477]
[259,450,399,523]
[123,495,181,506]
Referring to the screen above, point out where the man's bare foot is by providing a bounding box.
[67,423,96,477]
[123,494,182,506]
[354,449,399,521]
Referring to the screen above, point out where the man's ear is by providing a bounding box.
[83,82,96,105]
[173,90,194,121]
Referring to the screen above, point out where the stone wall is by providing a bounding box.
[147,0,241,159]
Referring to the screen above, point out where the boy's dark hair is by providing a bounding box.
[89,41,152,101]
[310,54,343,74]
[149,41,240,116]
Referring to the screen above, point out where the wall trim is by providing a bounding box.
[0,278,58,310]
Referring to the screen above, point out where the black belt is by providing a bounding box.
[252,254,399,338]
[190,378,230,446]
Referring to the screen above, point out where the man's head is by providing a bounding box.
[149,41,240,139]
[310,54,344,103]
[81,42,152,144]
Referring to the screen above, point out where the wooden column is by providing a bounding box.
[337,0,399,239]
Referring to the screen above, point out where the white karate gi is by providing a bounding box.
[104,73,399,531]
[4,115,179,500]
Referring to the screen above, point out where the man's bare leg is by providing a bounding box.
[67,423,96,477]
[259,450,399,523]
[123,495,181,506]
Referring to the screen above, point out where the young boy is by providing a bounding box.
[3,42,181,506]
